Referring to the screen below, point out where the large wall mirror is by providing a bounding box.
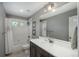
[39,8,77,50]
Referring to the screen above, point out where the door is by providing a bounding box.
[41,21,47,37]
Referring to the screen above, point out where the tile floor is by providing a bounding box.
[6,49,30,57]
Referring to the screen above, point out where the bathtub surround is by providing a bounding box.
[46,9,77,41]
[0,3,6,56]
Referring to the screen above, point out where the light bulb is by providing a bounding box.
[48,5,52,11]
[52,8,56,12]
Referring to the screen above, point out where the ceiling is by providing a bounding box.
[3,2,68,18]
[49,2,68,8]
[3,2,48,18]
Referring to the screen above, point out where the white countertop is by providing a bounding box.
[30,36,78,57]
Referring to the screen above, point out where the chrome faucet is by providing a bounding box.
[48,39,53,43]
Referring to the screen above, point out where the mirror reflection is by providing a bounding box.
[40,8,77,49]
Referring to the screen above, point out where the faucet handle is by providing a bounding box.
[48,39,53,43]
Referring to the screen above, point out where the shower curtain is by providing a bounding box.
[71,27,77,49]
[69,15,78,49]
[5,18,29,54]
[5,18,14,54]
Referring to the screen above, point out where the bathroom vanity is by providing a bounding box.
[30,41,54,57]
[30,37,78,57]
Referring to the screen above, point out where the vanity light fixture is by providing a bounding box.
[47,3,56,12]
[48,5,52,11]
[42,3,56,16]
[52,8,56,12]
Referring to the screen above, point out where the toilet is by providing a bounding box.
[22,44,30,50]
[22,44,30,56]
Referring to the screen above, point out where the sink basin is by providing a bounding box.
[48,39,53,43]
[40,38,54,44]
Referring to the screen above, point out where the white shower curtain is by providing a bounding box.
[5,18,29,54]
[69,15,78,49]
[5,18,14,54]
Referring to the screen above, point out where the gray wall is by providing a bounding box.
[46,9,77,41]
[0,3,5,56]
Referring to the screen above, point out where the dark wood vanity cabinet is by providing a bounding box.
[30,42,37,57]
[30,42,54,57]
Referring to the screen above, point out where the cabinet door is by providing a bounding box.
[30,42,54,57]
[30,42,37,57]
[36,46,54,57]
